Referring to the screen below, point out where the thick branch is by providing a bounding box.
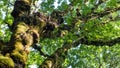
[88,6,120,20]
[73,37,120,47]
[40,34,120,68]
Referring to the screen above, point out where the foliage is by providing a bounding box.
[0,0,120,68]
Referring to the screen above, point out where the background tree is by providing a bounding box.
[0,0,120,68]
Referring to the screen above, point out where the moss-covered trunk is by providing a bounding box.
[0,0,46,67]
[0,0,66,68]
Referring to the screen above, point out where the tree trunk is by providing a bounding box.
[0,0,64,68]
[0,0,45,67]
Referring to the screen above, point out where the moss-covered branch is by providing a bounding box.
[73,37,120,46]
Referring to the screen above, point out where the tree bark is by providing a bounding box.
[0,0,44,68]
[0,0,63,68]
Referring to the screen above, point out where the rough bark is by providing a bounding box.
[0,0,46,67]
[0,0,63,68]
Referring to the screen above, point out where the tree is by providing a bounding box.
[0,0,120,68]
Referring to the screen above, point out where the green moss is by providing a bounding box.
[15,22,29,33]
[11,50,27,64]
[0,55,14,68]
[14,41,24,51]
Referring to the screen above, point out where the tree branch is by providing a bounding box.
[40,35,120,67]
[32,44,49,57]
[73,37,120,47]
[87,6,120,20]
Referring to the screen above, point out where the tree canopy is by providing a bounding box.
[0,0,120,68]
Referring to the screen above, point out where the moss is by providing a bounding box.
[23,0,32,5]
[0,54,14,68]
[14,41,24,51]
[15,22,29,33]
[11,50,27,64]
[41,59,53,68]
[11,22,30,65]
